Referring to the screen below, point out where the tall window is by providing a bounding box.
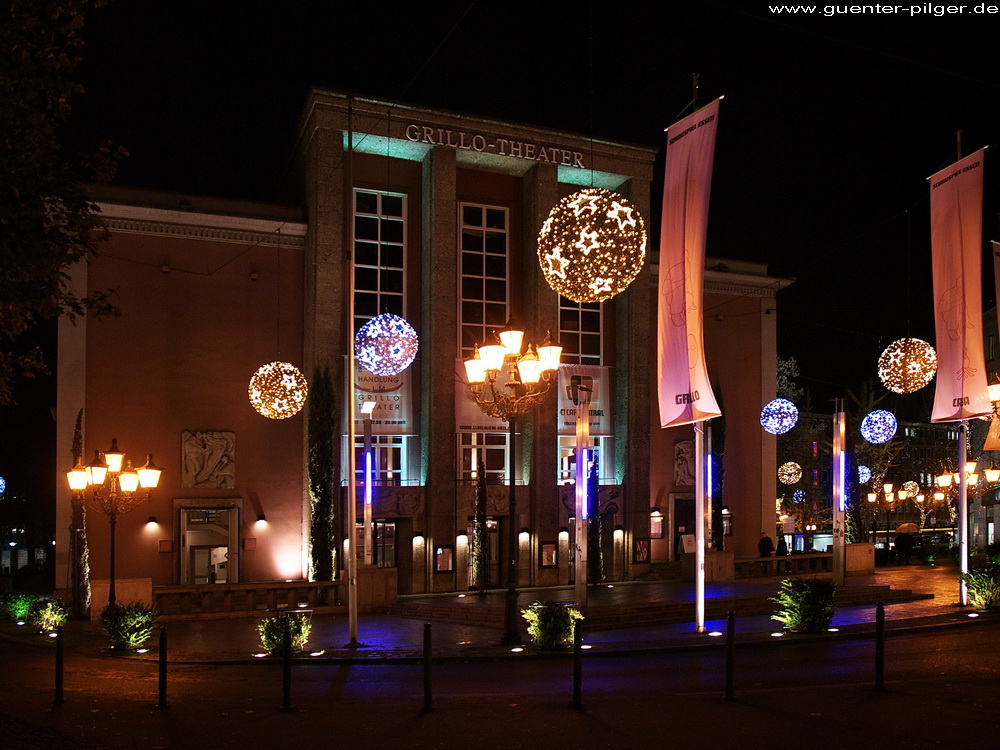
[459,203,508,356]
[458,203,511,480]
[559,296,602,365]
[354,189,405,332]
[352,189,411,483]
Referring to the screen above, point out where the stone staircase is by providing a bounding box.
[382,584,932,630]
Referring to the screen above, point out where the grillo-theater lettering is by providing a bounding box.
[405,124,585,168]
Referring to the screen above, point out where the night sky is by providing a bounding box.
[5,0,1000,505]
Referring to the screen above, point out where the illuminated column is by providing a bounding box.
[832,404,846,586]
[361,400,375,567]
[574,385,592,607]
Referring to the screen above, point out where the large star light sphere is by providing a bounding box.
[355,313,419,376]
[877,338,937,394]
[861,410,897,444]
[248,361,308,419]
[760,398,799,434]
[536,187,646,303]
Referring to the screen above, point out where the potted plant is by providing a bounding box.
[771,578,836,633]
[520,601,583,650]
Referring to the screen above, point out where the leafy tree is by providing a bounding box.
[1,0,124,404]
[308,364,338,583]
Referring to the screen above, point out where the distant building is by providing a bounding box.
[55,91,789,603]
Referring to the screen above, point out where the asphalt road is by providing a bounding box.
[2,622,998,749]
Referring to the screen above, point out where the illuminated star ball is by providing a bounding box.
[248,362,308,419]
[355,313,419,376]
[0,476,5,494]
[792,490,806,503]
[536,187,646,303]
[877,338,937,394]
[902,481,919,498]
[778,462,802,485]
[760,398,799,434]
[858,465,871,484]
[861,409,897,444]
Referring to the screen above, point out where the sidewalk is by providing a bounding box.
[2,563,990,664]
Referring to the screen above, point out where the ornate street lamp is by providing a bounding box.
[66,439,162,605]
[463,323,561,646]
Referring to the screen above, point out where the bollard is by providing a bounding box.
[281,619,293,711]
[724,610,736,701]
[156,626,168,709]
[422,623,433,713]
[53,625,65,705]
[571,619,583,710]
[874,601,886,692]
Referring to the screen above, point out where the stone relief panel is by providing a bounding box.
[181,430,236,489]
[673,439,695,488]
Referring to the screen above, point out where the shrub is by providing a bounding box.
[521,601,584,650]
[771,578,836,633]
[258,612,311,654]
[30,599,68,632]
[960,566,1000,610]
[100,602,157,650]
[2,593,38,622]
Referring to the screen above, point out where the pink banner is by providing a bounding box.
[657,99,722,428]
[930,149,991,422]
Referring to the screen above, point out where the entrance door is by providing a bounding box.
[672,496,696,560]
[181,508,238,584]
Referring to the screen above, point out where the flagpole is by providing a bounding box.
[959,421,969,606]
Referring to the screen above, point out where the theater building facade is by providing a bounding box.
[54,90,786,602]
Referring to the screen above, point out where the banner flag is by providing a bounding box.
[657,99,723,428]
[929,148,992,422]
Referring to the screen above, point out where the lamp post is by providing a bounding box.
[464,324,561,646]
[66,439,162,605]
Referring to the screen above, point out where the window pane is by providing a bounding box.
[463,205,482,226]
[355,266,378,291]
[461,230,481,252]
[355,215,379,241]
[356,191,378,214]
[462,277,482,300]
[462,301,483,324]
[355,241,379,266]
[484,279,506,302]
[486,451,505,471]
[485,209,506,229]
[485,304,506,326]
[484,255,506,278]
[561,309,579,331]
[381,244,403,269]
[381,218,404,243]
[382,194,403,217]
[356,293,378,317]
[484,232,506,254]
[381,269,403,294]
[581,311,601,332]
[581,334,601,356]
[383,295,403,316]
[462,252,483,276]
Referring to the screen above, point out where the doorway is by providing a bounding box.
[180,506,239,584]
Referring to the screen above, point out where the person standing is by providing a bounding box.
[758,532,775,575]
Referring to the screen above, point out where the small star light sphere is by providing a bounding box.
[760,398,799,434]
[355,313,418,376]
[536,187,646,303]
[902,481,919,498]
[877,338,937,394]
[861,409,897,444]
[858,465,872,484]
[248,362,308,419]
[778,462,803,485]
